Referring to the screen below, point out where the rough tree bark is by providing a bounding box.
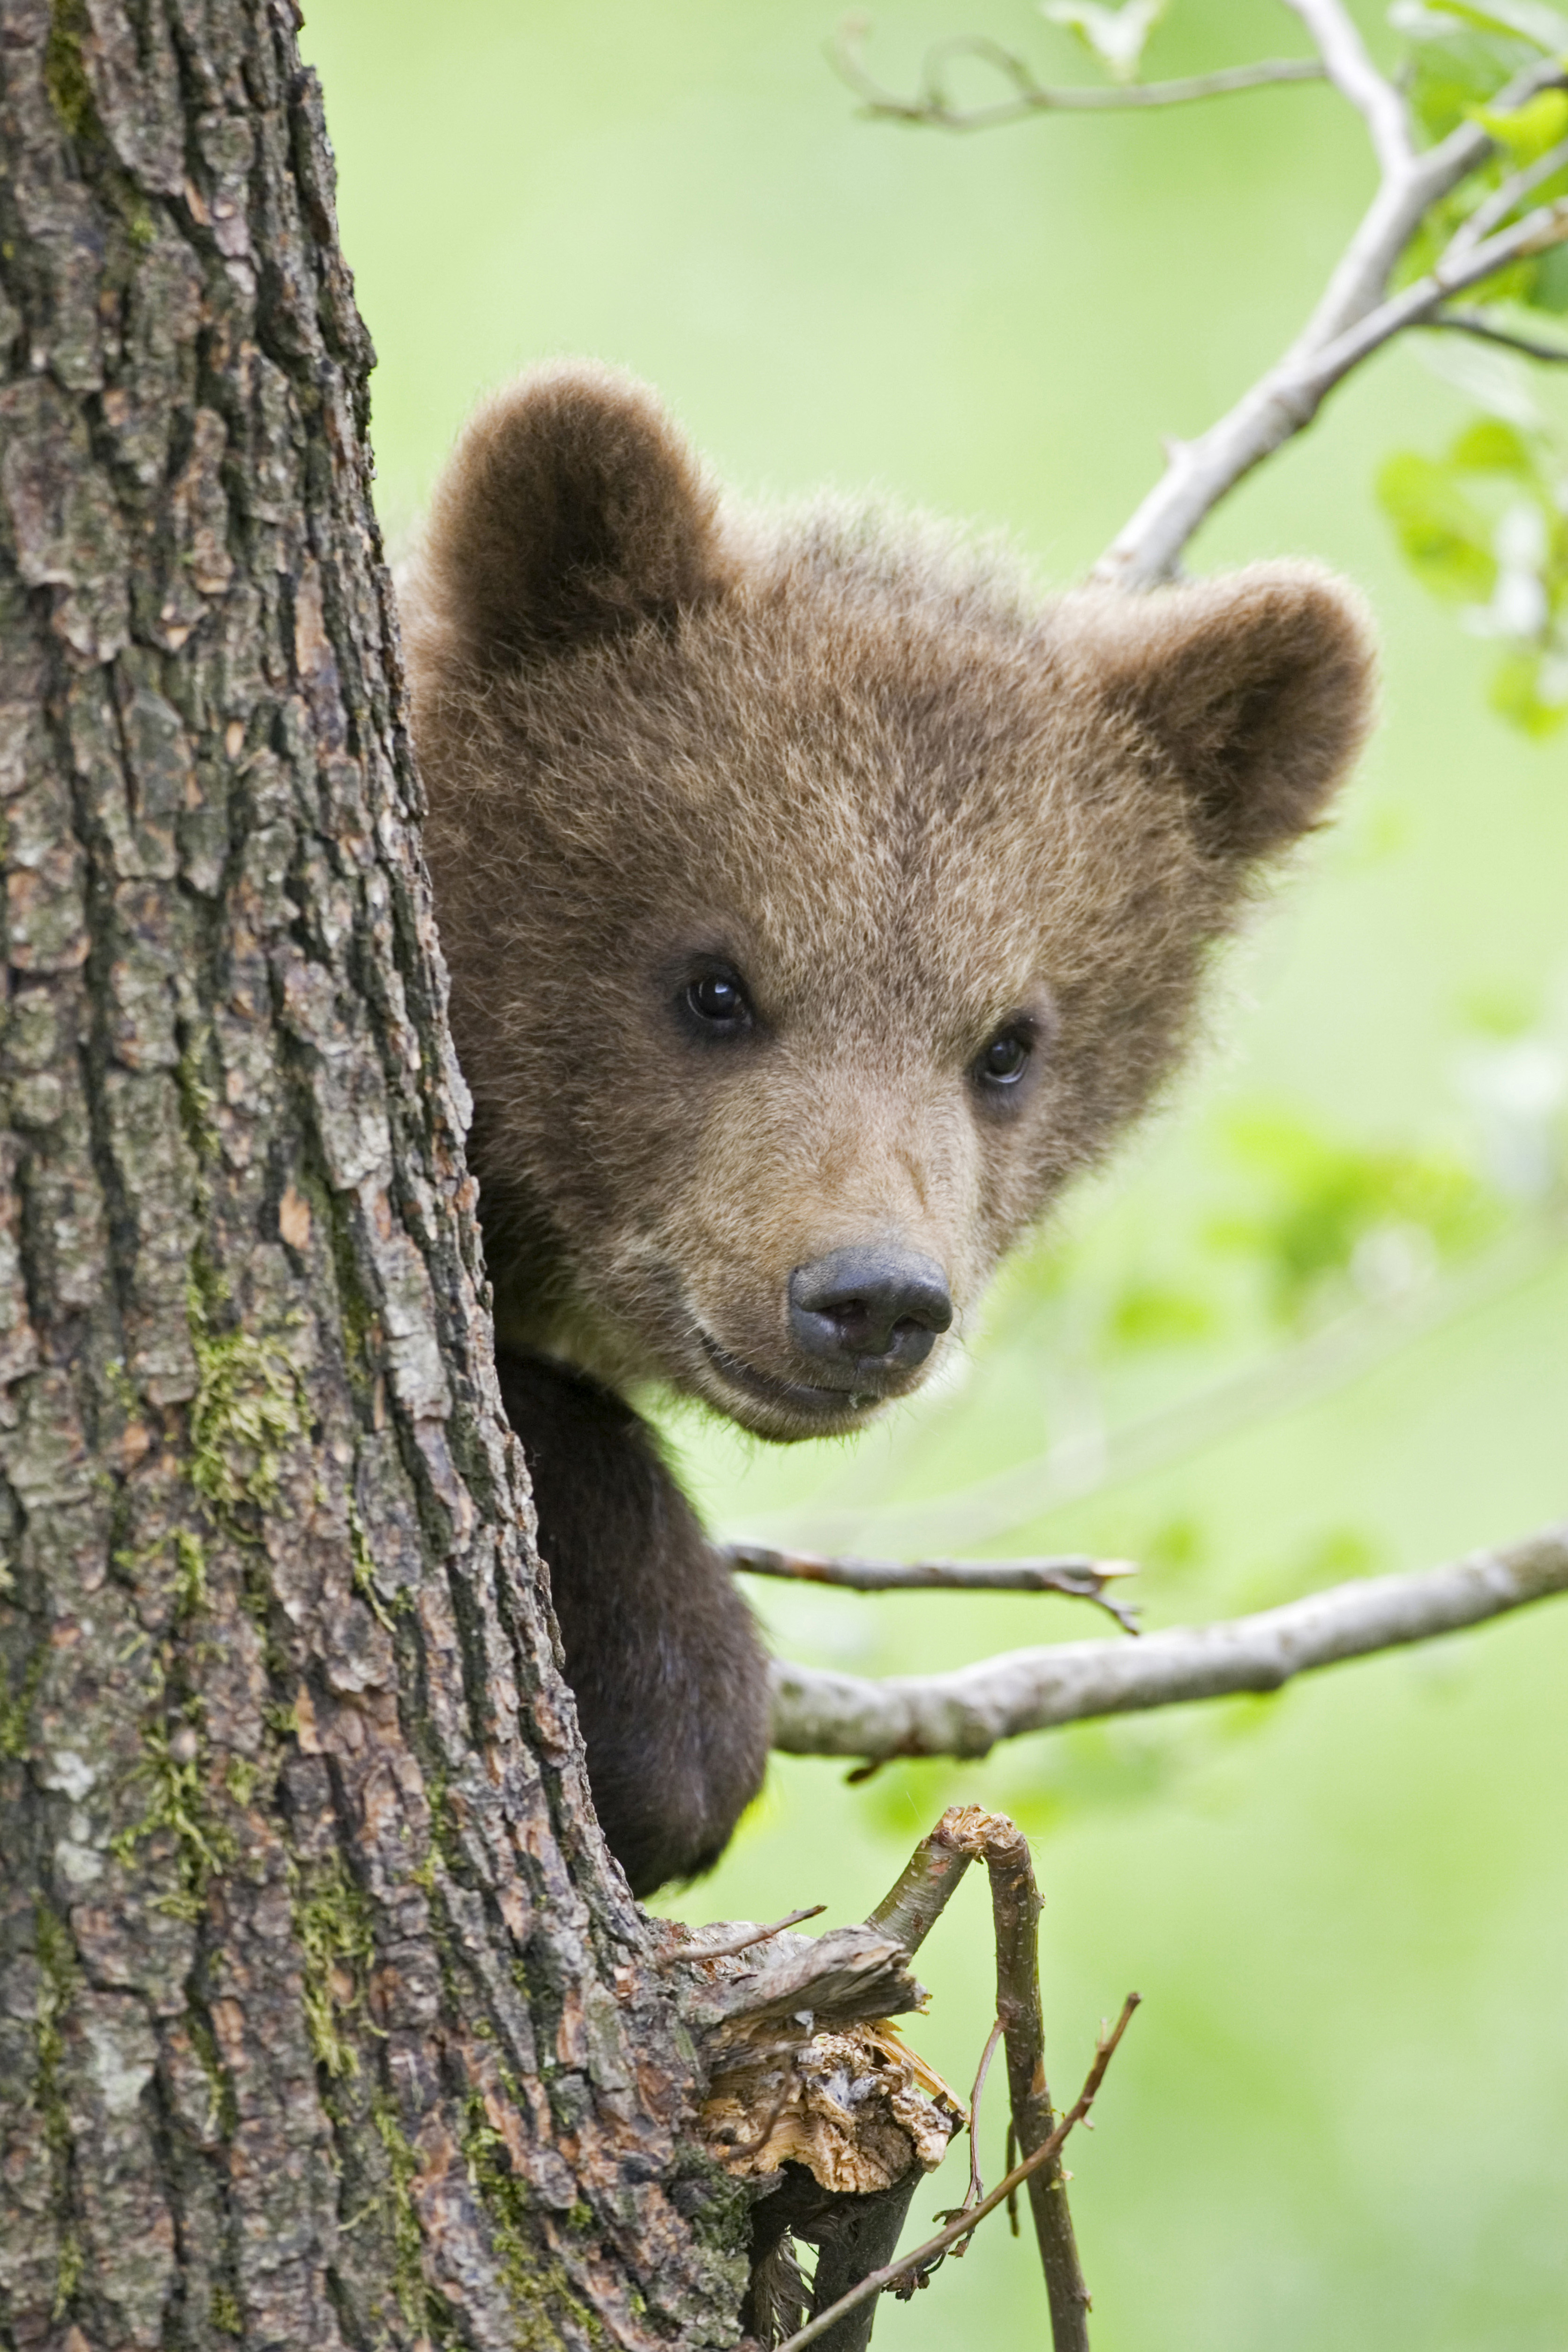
[0,4,749,2348]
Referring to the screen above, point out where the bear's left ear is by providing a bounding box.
[1059,564,1377,862]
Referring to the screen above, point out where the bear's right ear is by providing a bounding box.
[420,363,727,669]
[1058,564,1377,865]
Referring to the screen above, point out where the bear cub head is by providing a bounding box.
[405,364,1374,1444]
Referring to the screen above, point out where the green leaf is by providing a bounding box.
[1489,645,1568,729]
[1375,450,1499,601]
[1530,239,1568,307]
[1210,1112,1495,1326]
[1108,1281,1215,1350]
[1470,84,1568,154]
[1448,415,1537,472]
[1399,20,1540,140]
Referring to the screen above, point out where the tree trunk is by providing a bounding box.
[0,4,743,2346]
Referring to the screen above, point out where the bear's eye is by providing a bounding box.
[974,1026,1032,1088]
[683,969,752,1033]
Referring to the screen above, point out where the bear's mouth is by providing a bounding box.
[695,1329,888,1426]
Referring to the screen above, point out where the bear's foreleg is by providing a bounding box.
[495,1349,772,1897]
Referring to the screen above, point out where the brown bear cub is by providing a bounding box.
[402,363,1374,1897]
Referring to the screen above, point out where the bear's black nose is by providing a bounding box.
[788,1246,953,1372]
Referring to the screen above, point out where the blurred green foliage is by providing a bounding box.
[299,0,1568,2343]
[1374,0,1568,727]
[1379,406,1568,732]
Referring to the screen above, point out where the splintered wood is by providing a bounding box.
[673,1921,963,2194]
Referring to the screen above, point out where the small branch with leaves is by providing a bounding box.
[833,0,1568,587]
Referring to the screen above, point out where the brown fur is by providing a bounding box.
[402,362,1375,1889]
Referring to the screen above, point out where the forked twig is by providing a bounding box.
[729,1542,1140,1631]
[830,16,1323,132]
[772,1995,1141,2352]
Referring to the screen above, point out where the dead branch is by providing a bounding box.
[729,1541,1140,1630]
[830,18,1323,132]
[773,1995,1141,2352]
[771,1521,1568,1761]
[982,1819,1090,2346]
[684,1924,926,2036]
[865,1801,993,1953]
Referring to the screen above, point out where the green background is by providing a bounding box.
[297,2,1568,2344]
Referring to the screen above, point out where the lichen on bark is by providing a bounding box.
[0,3,750,2346]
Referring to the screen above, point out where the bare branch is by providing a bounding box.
[729,1541,1140,1630]
[1281,0,1412,174]
[685,1924,926,2036]
[773,1995,1140,2352]
[1424,306,1568,363]
[829,19,1323,132]
[949,2016,1005,2214]
[771,1522,1568,1761]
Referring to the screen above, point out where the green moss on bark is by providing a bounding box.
[34,1901,84,2317]
[43,0,99,144]
[292,1850,379,2079]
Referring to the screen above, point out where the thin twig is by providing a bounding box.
[1424,307,1568,363]
[830,20,1324,132]
[946,2015,1005,2216]
[860,1807,1092,2339]
[773,1995,1141,2352]
[772,1522,1568,1761]
[657,1905,826,1966]
[728,1542,1140,1631]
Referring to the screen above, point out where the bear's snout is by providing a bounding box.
[787,1244,952,1375]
